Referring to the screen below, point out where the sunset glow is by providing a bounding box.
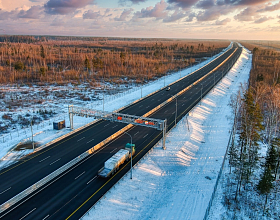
[0,0,279,40]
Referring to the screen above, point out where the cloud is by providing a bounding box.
[254,16,272,23]
[0,9,16,20]
[258,2,280,12]
[132,0,168,20]
[217,0,271,6]
[163,9,186,22]
[196,6,233,21]
[215,17,231,25]
[185,12,196,22]
[119,0,147,4]
[44,0,95,15]
[196,0,215,9]
[115,8,133,21]
[167,0,200,9]
[83,10,101,19]
[18,6,43,19]
[234,6,257,21]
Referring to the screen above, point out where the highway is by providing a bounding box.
[0,43,242,219]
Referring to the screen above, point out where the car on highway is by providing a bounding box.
[166,86,170,91]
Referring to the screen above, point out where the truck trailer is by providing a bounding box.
[98,143,135,178]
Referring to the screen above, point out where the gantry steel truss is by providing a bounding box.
[68,105,167,149]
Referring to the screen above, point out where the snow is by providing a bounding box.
[0,43,254,219]
[80,47,252,219]
[0,43,232,170]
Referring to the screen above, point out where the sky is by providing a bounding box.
[0,0,279,40]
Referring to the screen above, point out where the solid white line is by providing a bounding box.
[75,171,85,180]
[110,148,117,153]
[143,134,148,139]
[86,139,94,144]
[134,131,139,136]
[42,215,49,220]
[50,158,61,165]
[0,187,11,195]
[39,156,50,163]
[77,137,85,142]
[19,208,36,220]
[87,176,97,185]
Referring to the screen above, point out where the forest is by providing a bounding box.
[222,42,280,219]
[0,35,228,86]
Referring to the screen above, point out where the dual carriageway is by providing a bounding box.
[0,43,242,220]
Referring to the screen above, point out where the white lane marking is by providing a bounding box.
[139,105,143,108]
[110,148,117,153]
[87,176,97,185]
[183,97,186,99]
[182,104,185,106]
[42,215,49,220]
[19,208,36,220]
[75,171,85,180]
[0,187,11,195]
[39,156,50,163]
[77,137,85,142]
[164,110,168,113]
[87,139,94,144]
[172,111,175,114]
[134,131,139,136]
[104,124,109,127]
[112,125,118,129]
[151,99,154,101]
[50,158,61,165]
[146,106,149,108]
[158,99,161,101]
[143,134,148,139]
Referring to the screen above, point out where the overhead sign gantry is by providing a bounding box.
[68,105,167,149]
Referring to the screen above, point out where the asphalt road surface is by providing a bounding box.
[0,43,242,220]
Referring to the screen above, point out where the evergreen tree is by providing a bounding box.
[272,138,280,179]
[265,144,277,178]
[257,166,274,213]
[40,45,45,59]
[84,57,90,71]
[235,89,263,199]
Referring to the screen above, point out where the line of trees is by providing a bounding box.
[0,38,228,85]
[224,45,280,218]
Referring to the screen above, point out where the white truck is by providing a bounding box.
[98,143,135,178]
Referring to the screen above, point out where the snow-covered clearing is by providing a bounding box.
[80,48,252,219]
[0,44,232,170]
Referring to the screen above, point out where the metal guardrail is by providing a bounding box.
[0,44,235,215]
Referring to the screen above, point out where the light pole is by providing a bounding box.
[30,119,34,151]
[124,131,133,179]
[175,96,177,126]
[200,84,203,105]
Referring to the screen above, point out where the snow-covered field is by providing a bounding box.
[0,44,232,170]
[80,48,252,219]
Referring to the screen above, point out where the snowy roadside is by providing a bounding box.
[81,46,252,220]
[0,44,232,170]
